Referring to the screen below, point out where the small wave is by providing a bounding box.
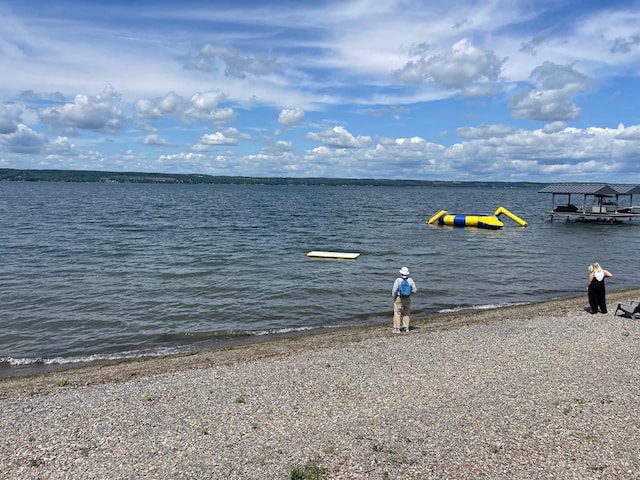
[0,346,194,368]
[439,301,528,314]
[0,326,345,370]
[252,325,339,336]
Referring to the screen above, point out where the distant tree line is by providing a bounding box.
[0,168,544,189]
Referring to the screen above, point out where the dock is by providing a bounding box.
[539,183,640,222]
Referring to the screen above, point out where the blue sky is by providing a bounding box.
[1,0,640,182]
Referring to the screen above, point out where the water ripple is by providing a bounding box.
[1,181,637,368]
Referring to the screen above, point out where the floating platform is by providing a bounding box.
[306,251,360,259]
[427,206,527,229]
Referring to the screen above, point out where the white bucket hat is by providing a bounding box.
[399,266,410,276]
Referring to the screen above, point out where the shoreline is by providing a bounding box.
[0,297,546,380]
[2,287,640,478]
[2,287,638,398]
[0,299,526,380]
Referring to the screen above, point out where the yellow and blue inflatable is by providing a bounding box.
[427,206,527,229]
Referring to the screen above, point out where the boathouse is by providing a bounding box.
[539,183,640,222]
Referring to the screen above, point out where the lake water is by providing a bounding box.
[1,181,638,376]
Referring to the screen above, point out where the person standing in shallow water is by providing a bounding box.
[392,266,417,333]
[587,262,613,314]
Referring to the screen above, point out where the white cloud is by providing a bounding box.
[307,126,372,148]
[195,128,251,148]
[457,125,516,140]
[135,92,187,119]
[615,124,640,140]
[278,107,305,126]
[134,90,235,125]
[186,44,281,78]
[0,124,47,153]
[542,122,567,134]
[531,61,594,91]
[509,61,593,121]
[141,134,173,146]
[184,91,235,124]
[188,90,226,112]
[38,85,126,134]
[46,136,75,155]
[0,104,23,134]
[260,140,293,155]
[157,152,208,172]
[265,124,640,181]
[394,39,505,89]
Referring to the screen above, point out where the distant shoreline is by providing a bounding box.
[0,167,545,188]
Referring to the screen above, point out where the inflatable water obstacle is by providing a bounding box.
[427,207,527,229]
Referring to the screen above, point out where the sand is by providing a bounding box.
[1,289,640,479]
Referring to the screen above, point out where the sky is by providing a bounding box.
[1,0,640,182]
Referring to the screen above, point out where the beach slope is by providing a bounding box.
[2,290,640,479]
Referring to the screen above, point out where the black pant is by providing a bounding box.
[588,281,607,313]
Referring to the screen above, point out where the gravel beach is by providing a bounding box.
[2,289,640,479]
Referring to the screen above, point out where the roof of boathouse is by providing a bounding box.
[538,183,640,196]
[612,184,640,195]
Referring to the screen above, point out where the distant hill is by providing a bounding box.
[0,168,544,189]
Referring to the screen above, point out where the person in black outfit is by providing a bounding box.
[587,262,613,314]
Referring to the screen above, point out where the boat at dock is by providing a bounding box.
[539,183,640,222]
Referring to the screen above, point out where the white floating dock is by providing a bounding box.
[306,251,360,259]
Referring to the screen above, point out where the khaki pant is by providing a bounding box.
[393,295,411,330]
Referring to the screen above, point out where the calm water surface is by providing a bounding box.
[2,181,639,375]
